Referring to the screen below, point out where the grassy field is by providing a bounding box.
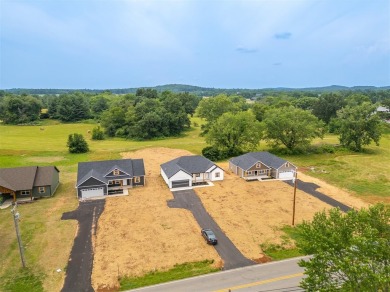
[0,119,389,291]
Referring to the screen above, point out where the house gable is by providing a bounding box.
[104,167,130,178]
[78,177,106,188]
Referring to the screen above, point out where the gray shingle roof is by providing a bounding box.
[229,152,294,170]
[161,155,219,179]
[76,159,145,186]
[0,166,59,191]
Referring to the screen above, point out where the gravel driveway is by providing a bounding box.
[61,200,105,292]
[168,189,255,270]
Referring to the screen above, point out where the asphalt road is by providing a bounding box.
[61,199,106,292]
[128,256,309,292]
[168,189,255,270]
[286,179,351,212]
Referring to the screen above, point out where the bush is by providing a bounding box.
[202,146,229,161]
[67,133,89,153]
[91,126,104,140]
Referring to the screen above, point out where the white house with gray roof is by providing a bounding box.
[160,155,224,189]
[76,159,145,199]
[229,152,296,180]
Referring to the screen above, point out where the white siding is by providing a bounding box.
[160,168,170,187]
[123,179,128,186]
[161,169,192,188]
[170,170,192,188]
[209,167,224,181]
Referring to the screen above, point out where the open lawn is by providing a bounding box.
[0,120,388,291]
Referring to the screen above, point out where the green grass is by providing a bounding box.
[0,268,44,292]
[260,225,304,261]
[119,260,219,290]
[283,133,390,201]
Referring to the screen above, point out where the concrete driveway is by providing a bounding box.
[168,189,255,270]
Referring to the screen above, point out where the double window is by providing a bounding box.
[134,177,140,183]
[113,170,120,175]
[21,190,30,196]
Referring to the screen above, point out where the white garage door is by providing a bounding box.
[81,187,104,198]
[279,171,294,179]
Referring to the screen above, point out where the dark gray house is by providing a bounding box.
[229,152,297,180]
[76,159,145,199]
[160,155,224,189]
[0,166,60,202]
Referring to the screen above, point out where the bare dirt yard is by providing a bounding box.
[91,147,368,290]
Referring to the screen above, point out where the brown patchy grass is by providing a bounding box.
[196,162,369,260]
[91,148,221,291]
[91,147,369,290]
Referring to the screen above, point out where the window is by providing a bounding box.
[134,177,140,183]
[247,171,252,175]
[215,172,220,178]
[195,174,201,177]
[113,169,119,175]
[21,190,30,196]
[109,181,113,185]
[39,187,45,193]
[256,163,262,168]
[114,180,121,185]
[285,162,290,167]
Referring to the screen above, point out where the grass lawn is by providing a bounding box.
[0,119,389,291]
[284,134,390,203]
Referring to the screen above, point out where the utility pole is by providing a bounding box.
[11,203,26,268]
[292,171,298,226]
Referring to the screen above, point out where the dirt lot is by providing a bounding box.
[91,148,368,290]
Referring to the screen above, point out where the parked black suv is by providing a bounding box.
[201,228,218,245]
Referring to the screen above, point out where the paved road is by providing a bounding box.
[168,190,255,270]
[128,256,309,292]
[287,179,351,212]
[61,200,106,292]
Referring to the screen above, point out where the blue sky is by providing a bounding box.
[1,0,389,89]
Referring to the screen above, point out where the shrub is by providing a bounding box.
[202,146,229,161]
[91,126,105,140]
[67,133,89,153]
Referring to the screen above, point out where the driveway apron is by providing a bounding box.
[286,179,351,212]
[61,200,105,292]
[168,189,255,270]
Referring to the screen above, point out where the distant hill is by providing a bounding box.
[2,84,389,96]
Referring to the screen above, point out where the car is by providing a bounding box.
[201,228,218,245]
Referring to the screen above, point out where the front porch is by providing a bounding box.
[243,175,272,181]
[0,197,34,209]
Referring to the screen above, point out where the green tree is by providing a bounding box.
[91,95,109,118]
[336,102,382,151]
[263,106,325,151]
[206,111,262,155]
[57,93,90,122]
[67,133,89,153]
[100,106,126,137]
[251,102,269,122]
[1,95,42,124]
[296,204,390,291]
[312,93,345,124]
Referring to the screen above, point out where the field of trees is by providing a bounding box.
[0,87,389,290]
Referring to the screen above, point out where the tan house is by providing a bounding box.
[229,152,297,180]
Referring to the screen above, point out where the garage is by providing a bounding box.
[279,171,295,179]
[81,187,104,198]
[171,180,190,189]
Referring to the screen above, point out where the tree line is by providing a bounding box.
[0,89,389,151]
[197,92,389,159]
